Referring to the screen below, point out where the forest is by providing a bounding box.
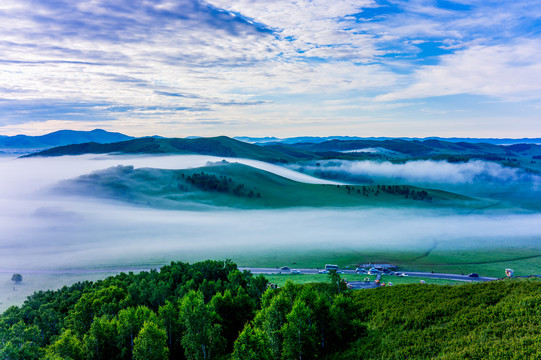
[1,260,541,359]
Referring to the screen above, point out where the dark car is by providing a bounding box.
[468,273,479,277]
[280,266,290,271]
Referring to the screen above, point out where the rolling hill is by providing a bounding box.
[26,136,316,163]
[24,134,541,176]
[55,162,486,210]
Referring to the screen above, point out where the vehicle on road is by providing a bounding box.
[318,270,329,274]
[468,273,479,278]
[368,268,380,275]
[396,273,407,277]
[356,267,367,274]
[280,266,290,271]
[290,269,302,274]
[325,264,339,271]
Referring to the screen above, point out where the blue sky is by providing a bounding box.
[0,0,540,137]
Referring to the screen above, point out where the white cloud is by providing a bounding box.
[377,39,541,102]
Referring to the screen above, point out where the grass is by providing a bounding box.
[231,243,541,279]
[263,273,463,287]
[62,162,495,210]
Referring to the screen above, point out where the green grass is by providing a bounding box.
[231,243,541,279]
[263,273,463,287]
[62,162,493,210]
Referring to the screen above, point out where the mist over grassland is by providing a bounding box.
[1,154,541,310]
[288,159,541,210]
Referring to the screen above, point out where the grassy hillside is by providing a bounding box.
[56,162,486,209]
[26,136,311,163]
[25,136,541,174]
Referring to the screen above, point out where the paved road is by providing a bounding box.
[239,267,498,283]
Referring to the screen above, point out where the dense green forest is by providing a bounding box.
[1,260,541,359]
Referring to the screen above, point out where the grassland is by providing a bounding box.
[263,273,462,286]
[58,162,494,210]
[230,244,541,279]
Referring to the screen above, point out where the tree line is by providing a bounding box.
[2,261,541,359]
[178,172,261,199]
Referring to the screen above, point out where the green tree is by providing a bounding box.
[116,306,157,360]
[255,290,291,359]
[232,324,272,360]
[133,320,169,360]
[44,329,84,360]
[281,300,319,360]
[210,287,256,352]
[0,321,43,360]
[328,269,347,294]
[11,273,23,283]
[158,300,183,358]
[179,290,225,360]
[83,315,118,360]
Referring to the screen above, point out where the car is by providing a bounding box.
[468,273,479,278]
[336,270,345,274]
[318,270,329,274]
[397,273,407,277]
[356,268,367,274]
[368,268,380,275]
[280,266,290,271]
[290,269,302,274]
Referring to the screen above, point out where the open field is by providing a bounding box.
[263,273,463,287]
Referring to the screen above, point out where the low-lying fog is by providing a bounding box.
[1,155,541,309]
[287,159,541,197]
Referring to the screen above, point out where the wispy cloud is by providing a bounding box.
[0,0,539,136]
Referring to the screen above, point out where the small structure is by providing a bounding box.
[358,263,397,270]
[505,269,514,278]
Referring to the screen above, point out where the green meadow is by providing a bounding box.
[60,162,496,210]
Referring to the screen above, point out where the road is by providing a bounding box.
[239,267,498,289]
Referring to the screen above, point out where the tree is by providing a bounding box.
[133,321,169,360]
[232,324,272,360]
[11,273,23,283]
[179,290,225,360]
[44,329,84,360]
[0,321,43,360]
[328,270,347,294]
[158,300,183,358]
[281,299,319,360]
[116,306,157,360]
[83,315,117,360]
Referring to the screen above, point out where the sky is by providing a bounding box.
[0,0,540,138]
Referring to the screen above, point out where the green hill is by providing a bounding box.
[25,136,311,163]
[26,135,541,174]
[56,162,485,209]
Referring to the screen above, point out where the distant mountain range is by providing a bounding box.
[235,136,541,145]
[25,136,311,163]
[0,129,133,154]
[23,134,541,174]
[4,129,540,155]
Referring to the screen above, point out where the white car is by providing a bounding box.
[290,269,302,274]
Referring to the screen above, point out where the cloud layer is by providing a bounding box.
[0,0,540,136]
